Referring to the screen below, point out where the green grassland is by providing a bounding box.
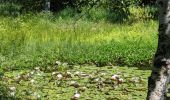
[0,13,158,69]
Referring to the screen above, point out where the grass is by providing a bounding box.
[0,12,158,69]
[0,65,151,100]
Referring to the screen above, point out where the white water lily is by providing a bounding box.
[70,81,76,84]
[30,79,35,83]
[26,73,30,77]
[55,61,61,65]
[101,73,106,76]
[74,93,80,98]
[30,71,35,75]
[57,74,63,79]
[10,91,15,96]
[111,75,119,80]
[9,87,16,91]
[67,71,71,74]
[52,72,57,75]
[62,63,68,66]
[118,78,124,84]
[37,94,41,99]
[35,67,40,70]
[75,71,80,75]
[95,78,100,82]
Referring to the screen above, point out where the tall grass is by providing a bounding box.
[0,12,158,69]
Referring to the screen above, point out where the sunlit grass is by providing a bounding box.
[0,13,158,69]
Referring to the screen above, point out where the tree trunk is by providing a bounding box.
[45,0,50,11]
[147,0,170,100]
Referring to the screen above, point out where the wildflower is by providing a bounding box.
[35,67,40,71]
[67,71,72,75]
[9,87,16,91]
[62,63,68,66]
[30,71,35,75]
[10,92,15,96]
[75,71,80,75]
[55,61,61,65]
[30,79,35,83]
[74,93,80,98]
[111,75,119,80]
[118,78,124,84]
[52,72,57,75]
[57,74,63,80]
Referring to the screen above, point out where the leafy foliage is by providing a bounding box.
[0,0,158,22]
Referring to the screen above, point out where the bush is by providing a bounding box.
[0,3,21,16]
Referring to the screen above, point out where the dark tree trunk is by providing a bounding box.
[147,0,170,100]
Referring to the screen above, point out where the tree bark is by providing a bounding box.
[147,0,170,100]
[45,0,50,11]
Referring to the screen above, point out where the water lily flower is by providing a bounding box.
[74,92,80,98]
[9,87,16,91]
[30,71,35,75]
[111,75,119,80]
[35,67,40,70]
[57,74,63,80]
[62,63,68,66]
[75,71,80,75]
[52,72,57,75]
[37,94,41,99]
[55,61,61,65]
[30,79,35,83]
[10,91,15,96]
[118,78,124,84]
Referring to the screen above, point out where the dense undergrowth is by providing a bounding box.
[0,11,158,69]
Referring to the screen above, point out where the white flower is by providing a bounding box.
[35,67,40,71]
[62,63,68,66]
[95,78,100,82]
[30,71,35,75]
[30,79,35,83]
[74,93,80,98]
[67,71,72,75]
[118,78,124,83]
[10,92,15,96]
[52,72,57,75]
[9,87,16,91]
[57,74,63,79]
[37,94,41,99]
[26,73,30,77]
[111,75,119,80]
[70,81,76,84]
[101,73,106,76]
[75,71,80,75]
[55,61,61,65]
